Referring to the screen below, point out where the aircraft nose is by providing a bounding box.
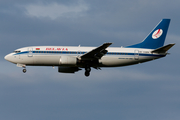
[4,54,8,60]
[4,54,12,62]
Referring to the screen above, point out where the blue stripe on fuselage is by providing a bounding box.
[14,51,166,57]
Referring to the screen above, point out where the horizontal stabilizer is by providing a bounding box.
[151,43,175,53]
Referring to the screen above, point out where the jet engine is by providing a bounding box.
[58,66,81,73]
[59,56,77,65]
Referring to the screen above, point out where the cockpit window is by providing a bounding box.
[14,51,21,53]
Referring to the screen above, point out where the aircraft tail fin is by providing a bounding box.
[127,19,171,49]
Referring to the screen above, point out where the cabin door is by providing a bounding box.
[134,50,139,60]
[28,48,33,57]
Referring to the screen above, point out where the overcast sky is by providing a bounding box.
[0,0,180,120]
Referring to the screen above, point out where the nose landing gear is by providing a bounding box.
[17,64,27,73]
[22,69,27,73]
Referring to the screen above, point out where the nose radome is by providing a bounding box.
[4,54,8,60]
[4,53,17,64]
[4,54,11,62]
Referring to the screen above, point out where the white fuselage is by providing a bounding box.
[4,46,166,68]
[3,19,172,77]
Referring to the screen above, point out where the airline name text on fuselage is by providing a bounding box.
[45,48,68,51]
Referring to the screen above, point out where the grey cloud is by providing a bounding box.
[23,1,89,20]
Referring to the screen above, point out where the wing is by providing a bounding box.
[80,43,112,60]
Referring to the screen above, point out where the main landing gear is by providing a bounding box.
[85,66,91,77]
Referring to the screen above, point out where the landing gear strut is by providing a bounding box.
[85,66,91,77]
[17,64,27,73]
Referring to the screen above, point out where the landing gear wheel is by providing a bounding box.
[85,71,90,77]
[23,69,27,73]
[85,66,91,77]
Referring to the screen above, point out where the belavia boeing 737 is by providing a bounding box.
[4,19,175,77]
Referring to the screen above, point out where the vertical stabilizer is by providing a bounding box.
[127,19,171,49]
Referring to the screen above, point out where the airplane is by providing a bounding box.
[4,19,175,77]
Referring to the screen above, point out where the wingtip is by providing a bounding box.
[104,42,113,45]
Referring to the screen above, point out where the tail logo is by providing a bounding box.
[152,29,163,39]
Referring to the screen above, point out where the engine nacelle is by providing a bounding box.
[59,56,77,65]
[58,66,81,73]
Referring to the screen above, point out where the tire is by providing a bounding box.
[85,71,90,77]
[23,69,27,73]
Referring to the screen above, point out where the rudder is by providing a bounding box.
[127,19,171,49]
